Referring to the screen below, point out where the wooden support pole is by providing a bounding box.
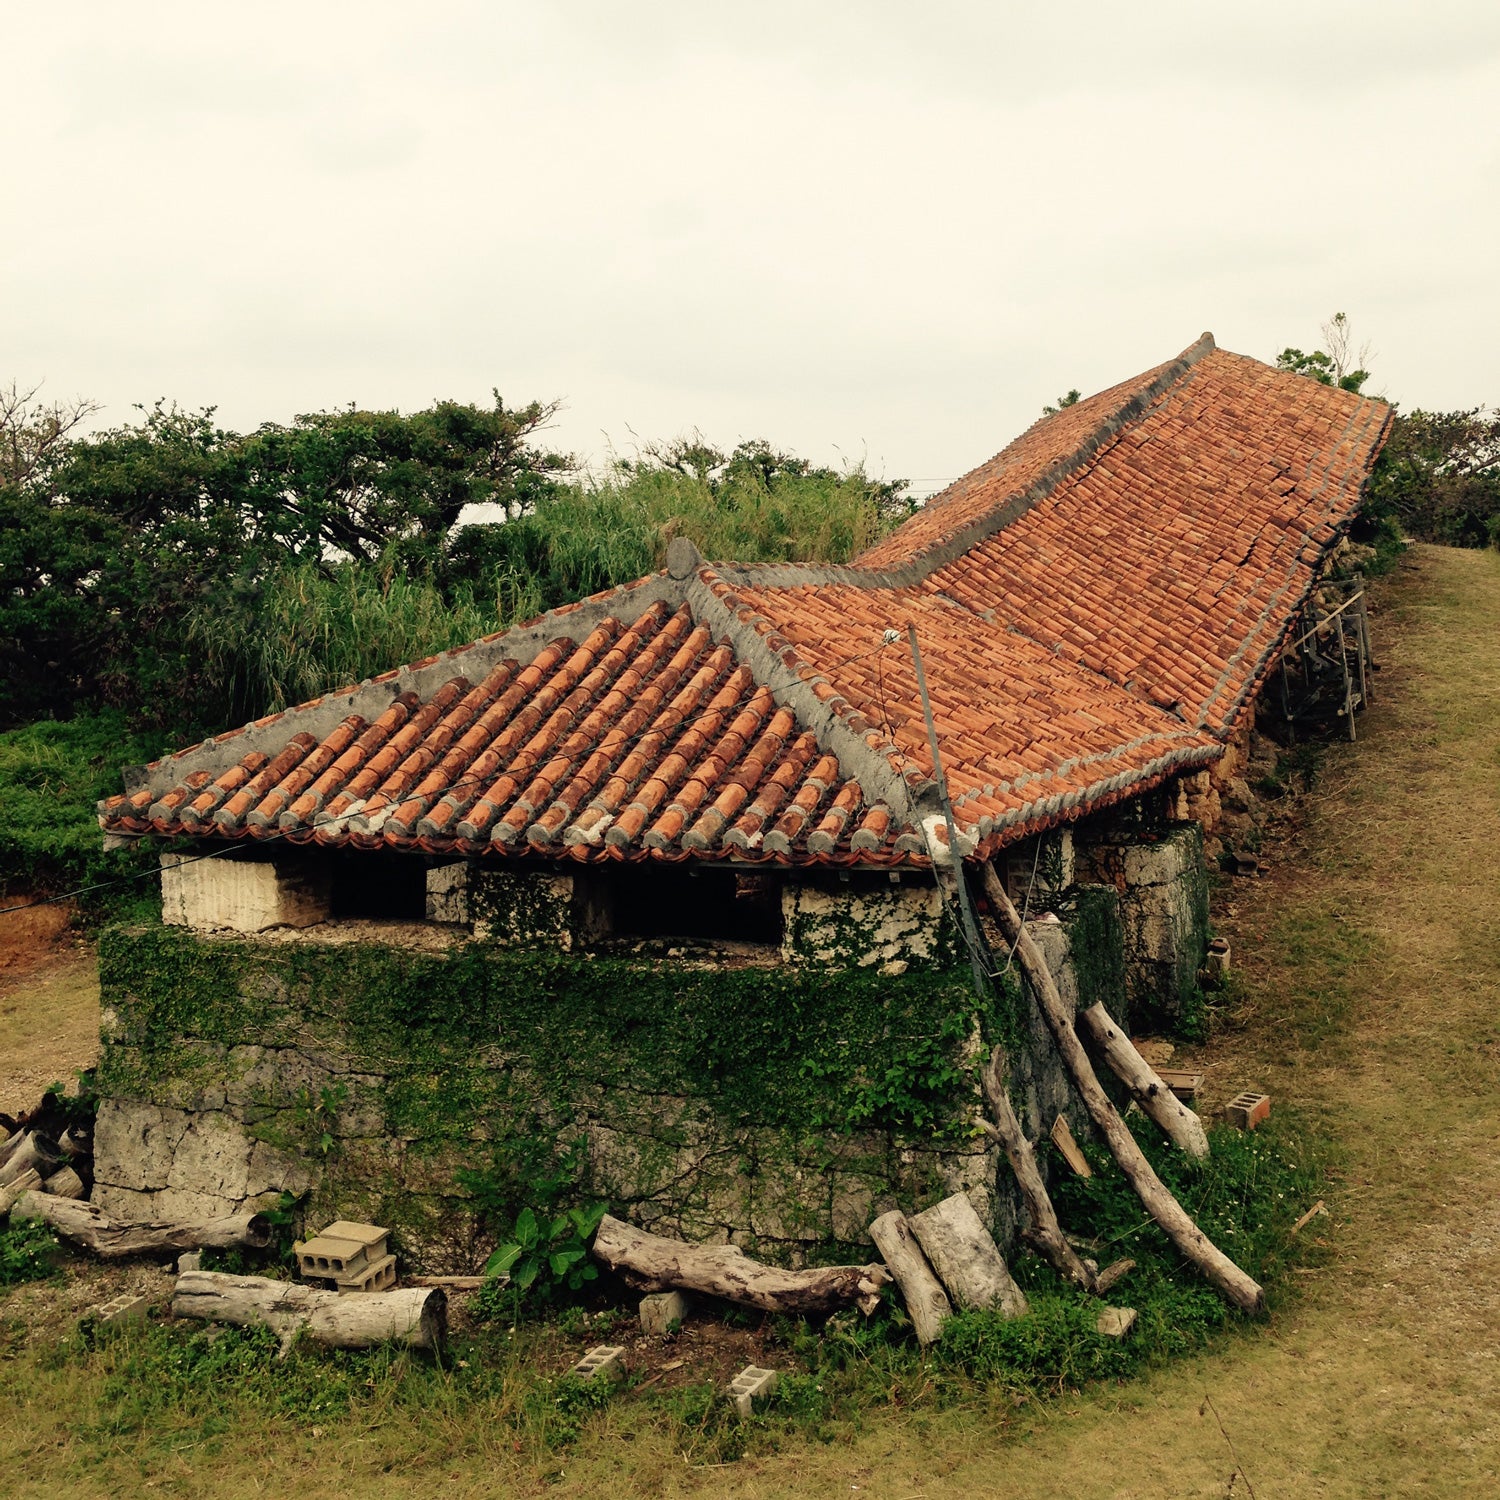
[977,1047,1096,1292]
[1078,1004,1211,1159]
[978,862,1265,1315]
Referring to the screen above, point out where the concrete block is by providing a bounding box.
[295,1221,390,1279]
[638,1290,690,1336]
[335,1252,397,1294]
[728,1364,778,1417]
[1096,1306,1137,1338]
[570,1345,626,1383]
[92,1294,147,1326]
[177,1251,202,1274]
[1225,1092,1271,1130]
[161,851,329,934]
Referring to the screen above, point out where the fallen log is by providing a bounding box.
[592,1214,888,1317]
[12,1192,272,1259]
[908,1193,1028,1319]
[172,1270,445,1352]
[1078,1004,1211,1159]
[978,1047,1096,1292]
[41,1165,86,1199]
[0,1168,42,1216]
[868,1210,951,1345]
[0,1133,62,1188]
[978,863,1265,1315]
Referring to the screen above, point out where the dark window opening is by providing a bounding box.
[329,851,427,921]
[593,867,783,946]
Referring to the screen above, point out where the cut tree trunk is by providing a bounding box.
[12,1192,272,1259]
[592,1214,888,1317]
[978,862,1265,1315]
[1079,1003,1211,1159]
[41,1166,86,1199]
[978,1047,1096,1292]
[908,1193,1028,1319]
[868,1210,951,1344]
[172,1270,445,1353]
[0,1168,42,1216]
[0,1133,62,1188]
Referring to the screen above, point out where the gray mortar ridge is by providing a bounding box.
[680,565,928,823]
[707,333,1218,595]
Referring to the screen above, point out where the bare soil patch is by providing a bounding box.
[0,901,99,1117]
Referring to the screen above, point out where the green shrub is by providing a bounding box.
[0,1220,60,1286]
[0,712,168,907]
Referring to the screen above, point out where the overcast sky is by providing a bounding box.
[7,2,1498,491]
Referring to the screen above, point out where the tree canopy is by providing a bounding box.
[0,391,907,731]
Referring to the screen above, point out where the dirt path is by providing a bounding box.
[0,903,98,1117]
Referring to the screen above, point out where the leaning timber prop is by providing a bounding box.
[977,1047,1097,1292]
[592,1214,888,1316]
[978,862,1265,1314]
[868,1209,952,1345]
[172,1270,446,1354]
[1078,1003,1211,1159]
[11,1192,272,1259]
[908,1193,1029,1320]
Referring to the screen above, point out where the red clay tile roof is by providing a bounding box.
[101,336,1391,866]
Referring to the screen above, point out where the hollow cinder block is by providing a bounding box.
[728,1364,778,1418]
[639,1289,691,1336]
[570,1345,626,1383]
[1225,1092,1271,1130]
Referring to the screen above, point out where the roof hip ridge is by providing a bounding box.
[708,331,1218,592]
[681,564,932,824]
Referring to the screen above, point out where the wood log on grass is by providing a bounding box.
[0,1168,42,1216]
[172,1270,445,1353]
[0,1133,62,1188]
[592,1214,888,1317]
[908,1192,1029,1319]
[868,1210,951,1345]
[977,1049,1097,1293]
[978,862,1265,1315]
[1078,1003,1211,1159]
[12,1192,272,1259]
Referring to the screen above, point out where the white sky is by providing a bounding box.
[7,2,1499,492]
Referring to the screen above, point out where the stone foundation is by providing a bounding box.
[90,896,1119,1269]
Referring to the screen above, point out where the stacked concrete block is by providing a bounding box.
[294,1220,395,1294]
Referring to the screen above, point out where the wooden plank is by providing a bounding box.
[1049,1115,1093,1177]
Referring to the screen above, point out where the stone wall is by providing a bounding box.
[780,880,947,971]
[1076,824,1209,1030]
[89,892,1118,1270]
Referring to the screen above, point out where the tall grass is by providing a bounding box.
[188,455,903,719]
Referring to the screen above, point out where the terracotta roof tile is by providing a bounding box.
[104,338,1390,868]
